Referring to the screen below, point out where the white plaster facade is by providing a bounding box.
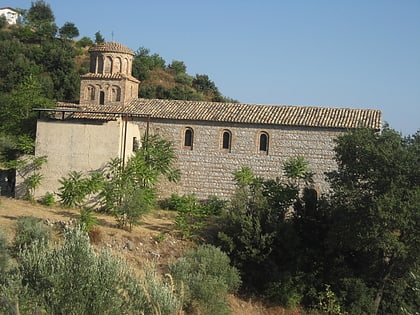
[0,7,19,24]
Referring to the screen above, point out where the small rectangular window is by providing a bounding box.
[132,137,139,151]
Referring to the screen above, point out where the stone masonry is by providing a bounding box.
[32,41,381,201]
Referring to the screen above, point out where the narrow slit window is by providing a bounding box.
[259,132,269,152]
[222,130,231,150]
[184,128,194,148]
[132,137,139,151]
[99,91,105,105]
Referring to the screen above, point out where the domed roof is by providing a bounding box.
[88,42,135,55]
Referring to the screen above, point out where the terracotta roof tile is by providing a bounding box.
[88,42,134,55]
[122,99,381,129]
[55,99,382,130]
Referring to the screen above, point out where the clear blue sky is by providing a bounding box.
[9,0,420,135]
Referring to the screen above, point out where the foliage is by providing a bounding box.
[168,60,187,74]
[0,75,55,137]
[132,47,166,81]
[132,47,236,102]
[7,155,47,201]
[202,195,228,216]
[1,227,181,314]
[317,285,344,315]
[0,15,6,29]
[169,244,241,315]
[100,134,180,227]
[76,36,93,48]
[40,191,55,206]
[94,30,105,43]
[114,186,156,231]
[171,194,207,239]
[79,207,98,233]
[283,156,314,186]
[13,216,51,250]
[59,21,79,39]
[218,165,301,290]
[324,127,420,314]
[26,0,55,25]
[58,170,103,208]
[0,228,10,276]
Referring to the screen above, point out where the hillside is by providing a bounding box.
[0,197,295,315]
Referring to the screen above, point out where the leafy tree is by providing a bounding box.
[192,74,219,95]
[26,0,55,24]
[25,0,57,40]
[76,36,93,48]
[324,127,420,314]
[168,60,187,74]
[94,31,104,44]
[58,171,103,208]
[101,134,180,230]
[132,47,166,81]
[59,22,79,39]
[218,164,302,292]
[0,75,54,137]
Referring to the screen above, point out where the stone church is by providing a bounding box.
[31,42,382,200]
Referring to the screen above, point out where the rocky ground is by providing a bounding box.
[0,197,300,315]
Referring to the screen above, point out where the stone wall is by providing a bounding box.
[31,116,345,201]
[137,118,345,199]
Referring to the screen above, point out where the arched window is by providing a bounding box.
[111,86,121,102]
[114,57,122,73]
[259,132,269,153]
[184,128,194,149]
[222,130,232,151]
[97,56,104,74]
[104,56,112,74]
[123,58,129,74]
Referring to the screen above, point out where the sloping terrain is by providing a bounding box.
[0,197,298,315]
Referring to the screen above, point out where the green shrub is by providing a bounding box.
[0,227,10,276]
[264,274,304,308]
[113,186,155,231]
[58,171,103,208]
[202,195,227,216]
[171,194,207,239]
[14,216,51,250]
[2,227,181,315]
[169,244,241,315]
[40,191,55,206]
[79,206,97,233]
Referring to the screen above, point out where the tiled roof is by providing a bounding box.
[88,42,135,55]
[126,99,382,130]
[54,99,382,130]
[80,73,139,82]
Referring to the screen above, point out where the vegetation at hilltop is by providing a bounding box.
[0,0,236,163]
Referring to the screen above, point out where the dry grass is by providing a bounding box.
[0,197,305,315]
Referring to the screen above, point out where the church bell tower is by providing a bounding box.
[79,42,139,106]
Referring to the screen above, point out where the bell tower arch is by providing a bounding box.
[79,42,140,107]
